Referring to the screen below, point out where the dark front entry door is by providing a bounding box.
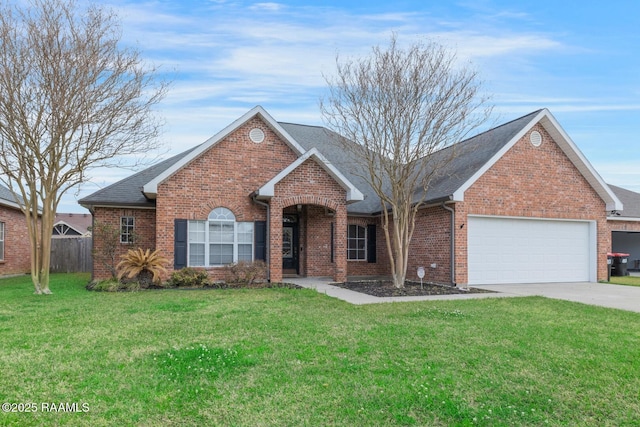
[282,216,299,274]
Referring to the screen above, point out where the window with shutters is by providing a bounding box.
[187,208,253,267]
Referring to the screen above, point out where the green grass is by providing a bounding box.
[607,274,640,287]
[1,274,639,426]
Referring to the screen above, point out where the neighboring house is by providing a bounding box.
[607,185,640,270]
[53,213,92,238]
[80,106,630,285]
[0,184,31,276]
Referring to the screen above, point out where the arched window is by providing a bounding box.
[187,208,254,267]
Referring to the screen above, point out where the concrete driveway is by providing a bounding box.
[291,277,640,312]
[473,282,640,313]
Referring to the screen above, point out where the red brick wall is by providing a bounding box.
[407,206,453,284]
[345,216,388,277]
[300,205,334,277]
[454,124,608,284]
[154,117,299,281]
[91,207,156,280]
[609,219,640,233]
[270,159,348,282]
[0,206,32,276]
[153,117,351,283]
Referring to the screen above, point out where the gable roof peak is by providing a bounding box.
[141,106,306,199]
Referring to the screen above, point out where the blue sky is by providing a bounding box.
[66,0,640,212]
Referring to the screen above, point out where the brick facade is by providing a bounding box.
[452,124,608,284]
[86,111,620,286]
[91,207,156,280]
[91,117,354,283]
[0,205,32,276]
[407,206,454,284]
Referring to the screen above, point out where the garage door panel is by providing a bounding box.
[468,217,592,285]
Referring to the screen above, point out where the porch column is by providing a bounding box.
[269,207,283,283]
[334,205,348,282]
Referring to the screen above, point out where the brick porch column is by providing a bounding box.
[334,205,348,282]
[269,207,283,283]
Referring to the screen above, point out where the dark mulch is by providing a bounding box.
[333,280,495,297]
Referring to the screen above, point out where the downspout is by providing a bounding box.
[441,202,456,286]
[252,195,270,282]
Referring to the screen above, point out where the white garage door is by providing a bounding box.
[468,216,593,285]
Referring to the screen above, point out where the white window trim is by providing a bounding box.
[120,216,135,244]
[187,209,254,267]
[347,224,367,261]
[0,222,4,261]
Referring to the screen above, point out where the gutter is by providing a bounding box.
[441,202,456,286]
[252,195,270,282]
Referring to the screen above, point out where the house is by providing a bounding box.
[80,106,636,285]
[0,183,32,276]
[53,213,92,238]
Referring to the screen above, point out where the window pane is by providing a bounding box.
[120,216,135,243]
[189,221,206,242]
[238,244,252,262]
[208,207,235,221]
[347,225,366,260]
[189,243,205,266]
[210,244,233,265]
[237,222,253,243]
[210,222,234,243]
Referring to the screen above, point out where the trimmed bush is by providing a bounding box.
[169,267,210,288]
[223,260,268,287]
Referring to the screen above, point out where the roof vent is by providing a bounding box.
[249,128,265,143]
[530,131,542,147]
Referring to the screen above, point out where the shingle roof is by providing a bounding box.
[281,110,542,213]
[278,123,384,214]
[419,109,543,203]
[78,109,552,214]
[609,184,640,218]
[0,183,23,208]
[79,146,199,208]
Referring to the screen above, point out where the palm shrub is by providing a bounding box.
[116,248,169,288]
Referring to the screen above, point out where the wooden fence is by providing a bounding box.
[50,237,93,273]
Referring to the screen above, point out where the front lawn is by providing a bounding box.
[1,274,639,426]
[607,274,640,287]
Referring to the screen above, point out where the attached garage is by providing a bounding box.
[611,231,640,271]
[467,216,596,285]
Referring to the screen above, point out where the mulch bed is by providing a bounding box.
[332,280,495,297]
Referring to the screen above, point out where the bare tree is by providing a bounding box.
[321,35,492,288]
[0,0,168,294]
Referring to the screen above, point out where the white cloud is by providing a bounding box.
[56,0,639,212]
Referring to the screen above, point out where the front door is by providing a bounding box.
[282,215,299,274]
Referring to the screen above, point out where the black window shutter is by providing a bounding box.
[174,219,188,269]
[330,222,334,263]
[254,221,267,261]
[367,224,376,263]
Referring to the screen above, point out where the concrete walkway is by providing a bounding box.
[288,277,640,313]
